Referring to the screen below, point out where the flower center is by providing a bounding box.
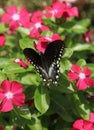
[5,91,13,99]
[14,58,20,63]
[51,9,58,15]
[34,22,42,28]
[12,13,20,21]
[79,72,85,79]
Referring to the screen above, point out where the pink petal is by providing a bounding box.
[19,7,30,26]
[41,25,50,32]
[72,119,84,129]
[9,21,19,30]
[52,33,61,41]
[11,81,23,94]
[12,93,25,106]
[71,64,81,73]
[84,78,94,87]
[31,10,43,23]
[1,13,11,23]
[1,79,11,92]
[0,93,5,100]
[89,112,94,123]
[35,37,49,53]
[76,79,87,90]
[0,34,6,47]
[70,7,79,17]
[83,66,92,76]
[29,28,41,39]
[84,120,93,130]
[0,98,13,112]
[6,5,17,15]
[68,72,79,81]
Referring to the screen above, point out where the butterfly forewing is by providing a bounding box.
[23,48,42,68]
[44,40,64,67]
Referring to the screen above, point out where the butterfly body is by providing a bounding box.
[23,40,65,85]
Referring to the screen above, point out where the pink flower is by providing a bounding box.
[72,112,94,130]
[0,34,6,47]
[61,2,78,19]
[82,30,92,43]
[45,1,63,18]
[13,58,28,69]
[1,5,30,30]
[68,64,94,90]
[35,33,61,53]
[29,10,50,39]
[44,1,78,19]
[0,79,25,112]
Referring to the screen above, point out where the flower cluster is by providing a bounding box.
[0,0,79,52]
[44,0,78,19]
[72,112,94,130]
[68,64,94,90]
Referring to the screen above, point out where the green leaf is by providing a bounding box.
[19,37,35,50]
[0,23,8,33]
[71,19,90,34]
[3,63,32,74]
[72,43,91,51]
[41,30,53,37]
[17,27,30,37]
[34,85,50,114]
[28,114,47,130]
[19,106,32,120]
[77,59,86,67]
[87,63,94,77]
[72,92,90,120]
[0,58,12,68]
[51,93,74,122]
[0,71,7,83]
[60,59,72,72]
[21,73,41,86]
[63,48,73,58]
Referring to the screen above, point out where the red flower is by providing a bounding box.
[68,64,94,90]
[1,5,30,30]
[72,112,94,130]
[29,10,50,39]
[44,1,78,19]
[45,1,63,18]
[82,30,92,43]
[13,58,28,69]
[35,33,61,53]
[0,79,25,112]
[0,34,6,47]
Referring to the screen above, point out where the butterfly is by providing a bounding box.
[23,40,65,85]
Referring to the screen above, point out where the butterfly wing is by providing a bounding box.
[43,40,65,83]
[23,48,49,81]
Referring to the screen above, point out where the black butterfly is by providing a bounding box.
[23,40,65,85]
